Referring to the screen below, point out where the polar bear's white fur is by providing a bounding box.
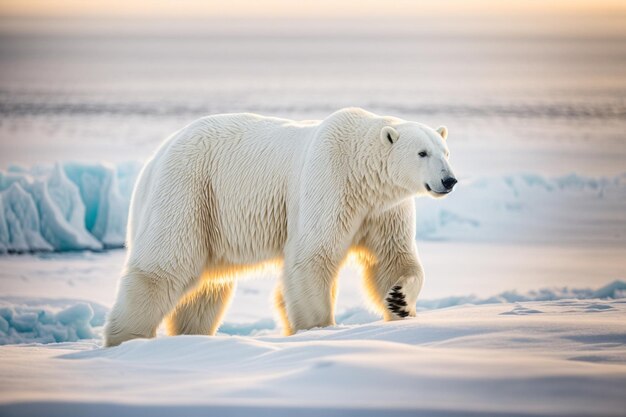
[104,108,456,346]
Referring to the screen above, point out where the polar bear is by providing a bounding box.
[104,108,456,346]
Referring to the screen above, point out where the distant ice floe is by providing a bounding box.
[1,280,623,344]
[0,162,141,253]
[1,162,625,252]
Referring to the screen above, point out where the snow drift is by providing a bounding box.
[1,163,624,253]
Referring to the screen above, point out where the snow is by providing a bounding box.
[1,299,625,417]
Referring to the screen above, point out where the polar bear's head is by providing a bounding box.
[382,122,457,198]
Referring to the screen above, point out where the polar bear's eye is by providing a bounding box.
[418,151,428,158]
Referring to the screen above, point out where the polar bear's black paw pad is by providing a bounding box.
[386,286,409,318]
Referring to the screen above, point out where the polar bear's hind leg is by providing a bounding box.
[104,269,192,347]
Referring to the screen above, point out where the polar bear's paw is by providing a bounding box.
[386,285,410,318]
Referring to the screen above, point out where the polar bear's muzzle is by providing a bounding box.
[425,176,457,195]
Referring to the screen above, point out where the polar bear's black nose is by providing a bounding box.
[442,177,457,190]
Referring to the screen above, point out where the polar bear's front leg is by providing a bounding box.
[280,254,341,334]
[356,199,424,321]
[280,211,351,335]
[278,166,363,333]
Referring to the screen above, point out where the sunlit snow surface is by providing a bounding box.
[1,299,625,417]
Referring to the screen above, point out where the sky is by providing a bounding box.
[1,0,625,18]
[1,0,625,40]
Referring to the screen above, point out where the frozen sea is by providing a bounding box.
[0,17,625,416]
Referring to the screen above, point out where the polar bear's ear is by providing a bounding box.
[436,126,448,140]
[381,126,399,145]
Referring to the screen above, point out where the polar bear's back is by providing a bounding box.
[198,113,317,263]
[127,113,320,269]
